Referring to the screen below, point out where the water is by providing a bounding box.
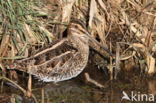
[0,63,156,103]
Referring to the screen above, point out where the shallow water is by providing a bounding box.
[0,63,156,103]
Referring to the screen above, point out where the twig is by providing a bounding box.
[85,73,104,88]
[27,65,32,98]
[41,88,44,103]
[120,51,136,61]
[105,19,112,39]
[110,41,113,80]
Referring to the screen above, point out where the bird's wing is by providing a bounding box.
[14,39,78,72]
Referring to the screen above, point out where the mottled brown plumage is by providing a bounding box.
[7,20,112,82]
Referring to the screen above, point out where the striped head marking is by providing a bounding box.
[68,20,87,36]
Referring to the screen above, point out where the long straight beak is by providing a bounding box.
[85,32,114,56]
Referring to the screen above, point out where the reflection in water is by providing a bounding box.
[32,81,122,103]
[34,82,105,103]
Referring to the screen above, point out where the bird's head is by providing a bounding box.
[67,20,89,43]
[67,20,113,56]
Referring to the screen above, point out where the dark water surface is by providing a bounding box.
[0,63,156,103]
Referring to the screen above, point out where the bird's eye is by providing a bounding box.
[74,25,78,29]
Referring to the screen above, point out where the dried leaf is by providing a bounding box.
[96,24,105,45]
[147,54,155,74]
[97,0,108,14]
[132,43,146,52]
[23,23,37,43]
[121,11,148,43]
[0,35,10,58]
[89,0,97,27]
[39,25,55,39]
[60,0,77,22]
[116,43,120,71]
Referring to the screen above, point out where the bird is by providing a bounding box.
[7,20,113,82]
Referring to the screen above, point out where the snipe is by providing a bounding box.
[7,20,113,82]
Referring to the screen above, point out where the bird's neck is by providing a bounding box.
[68,35,89,52]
